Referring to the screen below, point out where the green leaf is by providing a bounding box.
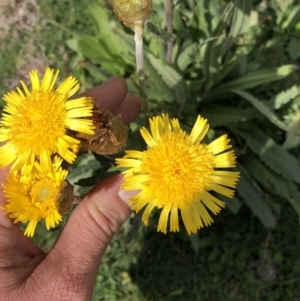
[78,61,112,81]
[147,53,188,106]
[68,154,99,186]
[215,55,240,84]
[76,36,125,74]
[227,196,242,214]
[288,38,300,61]
[177,43,198,72]
[88,5,111,36]
[192,0,210,37]
[77,36,105,60]
[237,164,276,228]
[221,65,296,90]
[200,105,257,127]
[282,112,300,150]
[213,1,234,36]
[237,126,300,184]
[189,234,201,253]
[265,36,286,49]
[204,65,297,100]
[228,0,252,38]
[231,89,288,131]
[243,154,300,218]
[66,38,79,52]
[267,177,300,218]
[202,37,224,89]
[281,5,300,30]
[272,85,299,109]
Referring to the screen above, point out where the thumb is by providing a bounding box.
[40,174,135,298]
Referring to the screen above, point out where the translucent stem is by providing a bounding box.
[134,21,151,121]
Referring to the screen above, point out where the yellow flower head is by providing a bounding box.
[116,114,240,235]
[3,156,68,237]
[0,68,95,174]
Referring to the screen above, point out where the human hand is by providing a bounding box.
[0,77,141,301]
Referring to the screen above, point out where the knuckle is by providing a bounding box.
[84,198,124,243]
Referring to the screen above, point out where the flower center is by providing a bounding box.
[9,90,67,154]
[29,178,59,210]
[141,131,215,209]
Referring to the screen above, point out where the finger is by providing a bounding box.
[82,76,128,111]
[112,93,141,125]
[39,175,136,299]
[81,77,141,125]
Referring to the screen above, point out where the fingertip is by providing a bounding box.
[81,77,128,111]
[113,94,142,124]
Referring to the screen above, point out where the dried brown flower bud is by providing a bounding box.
[77,104,128,155]
[110,0,153,27]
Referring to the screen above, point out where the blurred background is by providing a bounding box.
[1,0,300,300]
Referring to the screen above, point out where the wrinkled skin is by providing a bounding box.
[0,77,141,301]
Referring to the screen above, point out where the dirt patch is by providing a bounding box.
[0,0,49,90]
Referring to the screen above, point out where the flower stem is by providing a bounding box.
[133,21,151,121]
[163,0,173,63]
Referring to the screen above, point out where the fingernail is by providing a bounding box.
[118,189,139,205]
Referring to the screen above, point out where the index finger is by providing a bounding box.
[81,76,141,125]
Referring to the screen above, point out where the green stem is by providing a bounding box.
[133,21,151,121]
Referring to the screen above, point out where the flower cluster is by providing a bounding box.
[116,114,240,235]
[0,68,95,236]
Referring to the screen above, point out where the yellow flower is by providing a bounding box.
[0,68,95,174]
[3,156,68,237]
[116,114,240,235]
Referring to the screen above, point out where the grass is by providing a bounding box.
[1,0,300,300]
[94,204,300,301]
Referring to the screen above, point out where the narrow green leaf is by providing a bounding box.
[265,174,300,218]
[243,154,300,217]
[237,126,300,184]
[177,43,198,72]
[281,5,300,30]
[229,0,252,38]
[237,164,276,228]
[147,53,188,105]
[227,196,242,214]
[288,38,300,61]
[213,2,234,36]
[272,85,299,109]
[221,65,296,90]
[78,61,112,81]
[77,36,106,60]
[203,65,297,101]
[88,5,115,37]
[231,89,288,131]
[192,0,210,37]
[200,106,257,127]
[283,112,300,150]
